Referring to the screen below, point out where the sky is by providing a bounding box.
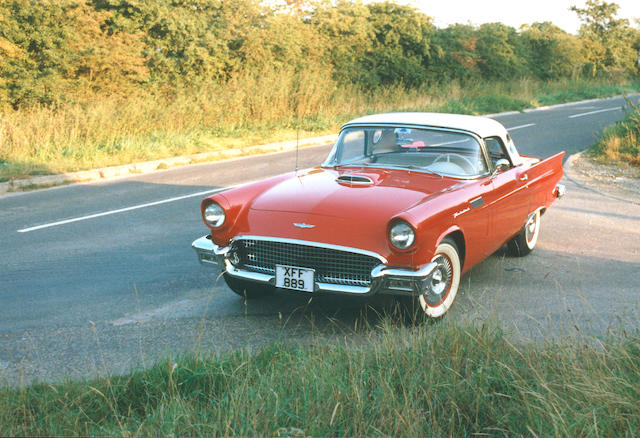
[377,0,640,34]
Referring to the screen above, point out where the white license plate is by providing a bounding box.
[275,265,315,292]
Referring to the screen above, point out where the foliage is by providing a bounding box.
[474,23,526,80]
[571,0,637,76]
[428,24,481,82]
[1,0,639,179]
[308,0,373,85]
[363,2,434,87]
[589,101,640,165]
[521,22,583,80]
[1,0,639,110]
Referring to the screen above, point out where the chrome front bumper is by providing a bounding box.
[192,235,437,296]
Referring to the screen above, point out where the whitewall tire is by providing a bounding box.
[418,239,461,318]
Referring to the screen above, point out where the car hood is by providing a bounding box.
[250,166,464,219]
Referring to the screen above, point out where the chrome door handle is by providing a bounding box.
[520,174,528,181]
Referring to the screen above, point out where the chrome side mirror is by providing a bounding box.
[491,159,510,178]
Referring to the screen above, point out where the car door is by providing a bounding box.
[483,137,531,253]
[450,177,495,269]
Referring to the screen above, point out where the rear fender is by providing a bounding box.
[523,151,565,213]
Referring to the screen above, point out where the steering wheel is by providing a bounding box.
[432,153,476,174]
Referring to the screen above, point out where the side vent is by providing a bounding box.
[336,174,374,186]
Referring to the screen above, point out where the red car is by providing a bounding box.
[193,113,565,317]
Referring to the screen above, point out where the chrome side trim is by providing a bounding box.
[230,235,388,264]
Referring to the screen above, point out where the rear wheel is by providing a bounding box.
[418,238,461,318]
[223,273,273,299]
[507,210,540,257]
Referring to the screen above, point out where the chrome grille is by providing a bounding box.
[231,238,382,287]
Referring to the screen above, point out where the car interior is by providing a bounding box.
[336,127,490,177]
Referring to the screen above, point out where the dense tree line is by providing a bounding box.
[0,0,639,110]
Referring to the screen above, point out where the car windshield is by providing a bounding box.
[325,126,489,178]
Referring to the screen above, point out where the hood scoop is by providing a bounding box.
[336,174,374,186]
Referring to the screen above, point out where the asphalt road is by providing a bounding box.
[1,95,639,385]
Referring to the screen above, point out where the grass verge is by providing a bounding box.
[1,76,639,182]
[588,100,640,167]
[1,320,639,436]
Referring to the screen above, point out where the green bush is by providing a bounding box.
[1,0,638,110]
[589,101,640,165]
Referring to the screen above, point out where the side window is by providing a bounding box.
[484,137,511,167]
[339,130,365,162]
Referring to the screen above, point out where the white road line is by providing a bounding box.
[507,123,536,131]
[568,107,622,118]
[17,187,226,233]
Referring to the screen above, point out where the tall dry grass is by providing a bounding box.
[1,74,638,181]
[590,101,640,166]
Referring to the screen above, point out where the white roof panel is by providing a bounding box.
[342,112,508,139]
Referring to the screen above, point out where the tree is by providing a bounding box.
[521,22,583,80]
[309,0,374,85]
[571,0,636,75]
[429,24,481,82]
[364,2,434,87]
[310,1,435,88]
[0,0,78,108]
[68,0,148,96]
[475,23,524,80]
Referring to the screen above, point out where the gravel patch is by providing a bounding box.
[565,152,640,203]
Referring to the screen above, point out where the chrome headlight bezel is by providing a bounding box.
[204,202,226,228]
[389,220,416,250]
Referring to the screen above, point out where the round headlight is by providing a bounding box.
[204,202,225,228]
[389,221,415,249]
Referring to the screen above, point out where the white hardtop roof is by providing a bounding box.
[342,112,508,139]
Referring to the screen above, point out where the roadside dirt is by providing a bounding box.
[566,152,640,203]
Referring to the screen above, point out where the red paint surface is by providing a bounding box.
[202,152,564,273]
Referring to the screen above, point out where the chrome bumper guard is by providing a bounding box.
[192,235,229,267]
[192,235,438,296]
[555,184,566,199]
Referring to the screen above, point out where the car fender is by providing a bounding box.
[435,225,464,249]
[202,171,296,245]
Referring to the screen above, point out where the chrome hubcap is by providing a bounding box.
[431,269,445,295]
[525,214,537,242]
[424,255,452,306]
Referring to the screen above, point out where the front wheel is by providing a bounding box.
[223,273,273,299]
[418,238,461,318]
[507,210,540,257]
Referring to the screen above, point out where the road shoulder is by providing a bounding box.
[564,151,640,205]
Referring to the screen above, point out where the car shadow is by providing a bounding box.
[208,245,640,342]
